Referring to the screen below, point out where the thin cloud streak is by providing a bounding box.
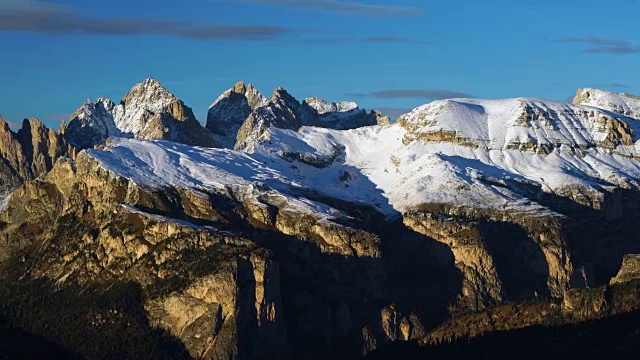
[0,0,296,39]
[230,0,421,17]
[557,36,640,55]
[348,89,475,100]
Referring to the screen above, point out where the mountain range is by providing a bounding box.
[1,78,640,359]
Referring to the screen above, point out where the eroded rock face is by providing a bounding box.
[203,82,391,151]
[403,209,575,313]
[206,82,268,149]
[610,254,640,285]
[573,88,640,119]
[65,78,216,150]
[0,154,399,358]
[0,117,67,199]
[146,251,288,359]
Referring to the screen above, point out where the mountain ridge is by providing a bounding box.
[1,80,640,359]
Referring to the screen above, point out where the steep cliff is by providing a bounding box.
[3,86,640,358]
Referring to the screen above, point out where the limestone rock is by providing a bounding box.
[610,254,640,285]
[573,88,640,119]
[65,78,216,150]
[562,287,607,320]
[0,117,66,198]
[206,81,267,149]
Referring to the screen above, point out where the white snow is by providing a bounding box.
[574,88,640,119]
[67,78,187,147]
[304,98,359,114]
[84,95,640,221]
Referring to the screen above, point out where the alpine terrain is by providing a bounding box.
[1,79,640,358]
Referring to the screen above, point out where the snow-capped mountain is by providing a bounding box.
[65,78,216,149]
[84,93,640,220]
[5,84,640,359]
[301,97,391,129]
[208,82,391,150]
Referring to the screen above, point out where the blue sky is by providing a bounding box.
[0,0,639,129]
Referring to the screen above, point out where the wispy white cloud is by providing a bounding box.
[0,0,296,39]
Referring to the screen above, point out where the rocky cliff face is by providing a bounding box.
[3,86,640,358]
[65,78,216,150]
[206,81,268,149]
[205,81,390,151]
[0,116,67,199]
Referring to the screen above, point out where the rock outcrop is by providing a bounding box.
[3,85,640,358]
[573,88,640,119]
[206,81,390,151]
[0,116,67,198]
[65,78,216,150]
[610,254,640,285]
[206,81,268,149]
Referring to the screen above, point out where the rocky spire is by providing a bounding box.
[0,116,67,197]
[16,118,67,178]
[234,87,304,152]
[206,81,267,149]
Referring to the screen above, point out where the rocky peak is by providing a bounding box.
[0,117,27,193]
[573,88,640,119]
[210,82,391,150]
[65,78,216,149]
[16,118,67,178]
[65,98,120,150]
[121,77,175,106]
[234,87,305,151]
[0,116,67,197]
[206,81,267,148]
[301,97,387,129]
[268,87,302,127]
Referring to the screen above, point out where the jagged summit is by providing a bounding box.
[65,78,216,149]
[207,81,390,151]
[120,78,175,106]
[206,81,268,148]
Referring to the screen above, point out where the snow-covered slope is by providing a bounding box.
[399,97,640,156]
[83,94,640,222]
[573,88,640,120]
[65,78,215,149]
